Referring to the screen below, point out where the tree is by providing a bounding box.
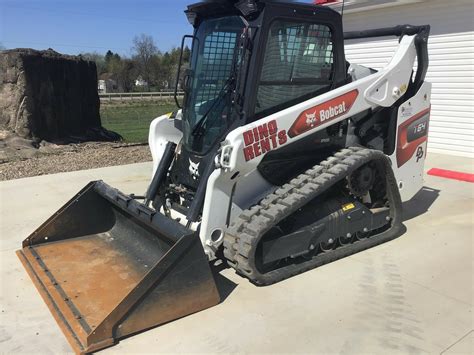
[183,45,191,63]
[104,50,114,65]
[159,46,191,90]
[131,34,158,89]
[104,50,122,72]
[80,52,107,75]
[114,59,136,92]
[108,55,121,77]
[149,57,169,90]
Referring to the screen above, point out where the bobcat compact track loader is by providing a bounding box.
[17,0,431,353]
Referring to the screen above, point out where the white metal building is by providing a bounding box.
[329,0,474,157]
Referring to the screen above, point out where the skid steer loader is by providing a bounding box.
[17,0,431,353]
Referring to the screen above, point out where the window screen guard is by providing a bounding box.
[182,16,245,154]
[256,21,335,115]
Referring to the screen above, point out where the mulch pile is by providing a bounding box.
[0,142,151,181]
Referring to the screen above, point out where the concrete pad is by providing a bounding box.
[425,153,474,174]
[1,153,472,354]
[443,331,473,355]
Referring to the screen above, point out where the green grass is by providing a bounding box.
[101,101,178,142]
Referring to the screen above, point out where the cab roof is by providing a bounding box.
[185,0,340,27]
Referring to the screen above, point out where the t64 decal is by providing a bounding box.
[396,107,430,167]
[288,89,359,138]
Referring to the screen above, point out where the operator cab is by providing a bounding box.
[161,0,346,217]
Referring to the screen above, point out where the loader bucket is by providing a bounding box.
[16,181,220,354]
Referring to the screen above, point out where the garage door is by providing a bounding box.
[342,0,474,157]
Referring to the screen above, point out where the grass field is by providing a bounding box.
[101,101,178,142]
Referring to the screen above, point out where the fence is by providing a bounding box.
[99,91,184,102]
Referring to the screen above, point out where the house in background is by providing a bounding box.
[317,0,473,157]
[97,79,107,94]
[98,73,118,94]
[135,76,148,88]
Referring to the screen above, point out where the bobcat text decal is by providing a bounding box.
[242,120,288,161]
[288,89,359,138]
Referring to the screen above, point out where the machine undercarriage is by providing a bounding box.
[224,146,403,285]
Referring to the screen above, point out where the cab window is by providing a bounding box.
[255,20,334,116]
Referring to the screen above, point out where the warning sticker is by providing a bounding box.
[342,203,355,212]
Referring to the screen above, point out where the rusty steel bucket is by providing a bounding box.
[17,181,220,354]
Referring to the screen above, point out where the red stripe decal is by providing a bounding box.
[427,168,474,183]
[288,89,359,138]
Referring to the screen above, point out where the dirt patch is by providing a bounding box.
[0,142,151,181]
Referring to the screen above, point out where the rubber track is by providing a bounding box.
[223,147,404,285]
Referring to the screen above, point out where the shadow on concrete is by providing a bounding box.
[210,260,238,303]
[402,186,440,222]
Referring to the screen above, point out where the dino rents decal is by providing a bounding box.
[242,119,288,161]
[396,107,430,167]
[288,89,359,138]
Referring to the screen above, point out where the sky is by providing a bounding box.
[0,0,197,56]
[0,0,320,56]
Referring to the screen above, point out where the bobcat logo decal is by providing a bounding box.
[305,112,317,127]
[189,159,200,180]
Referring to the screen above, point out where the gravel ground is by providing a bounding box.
[0,142,152,181]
